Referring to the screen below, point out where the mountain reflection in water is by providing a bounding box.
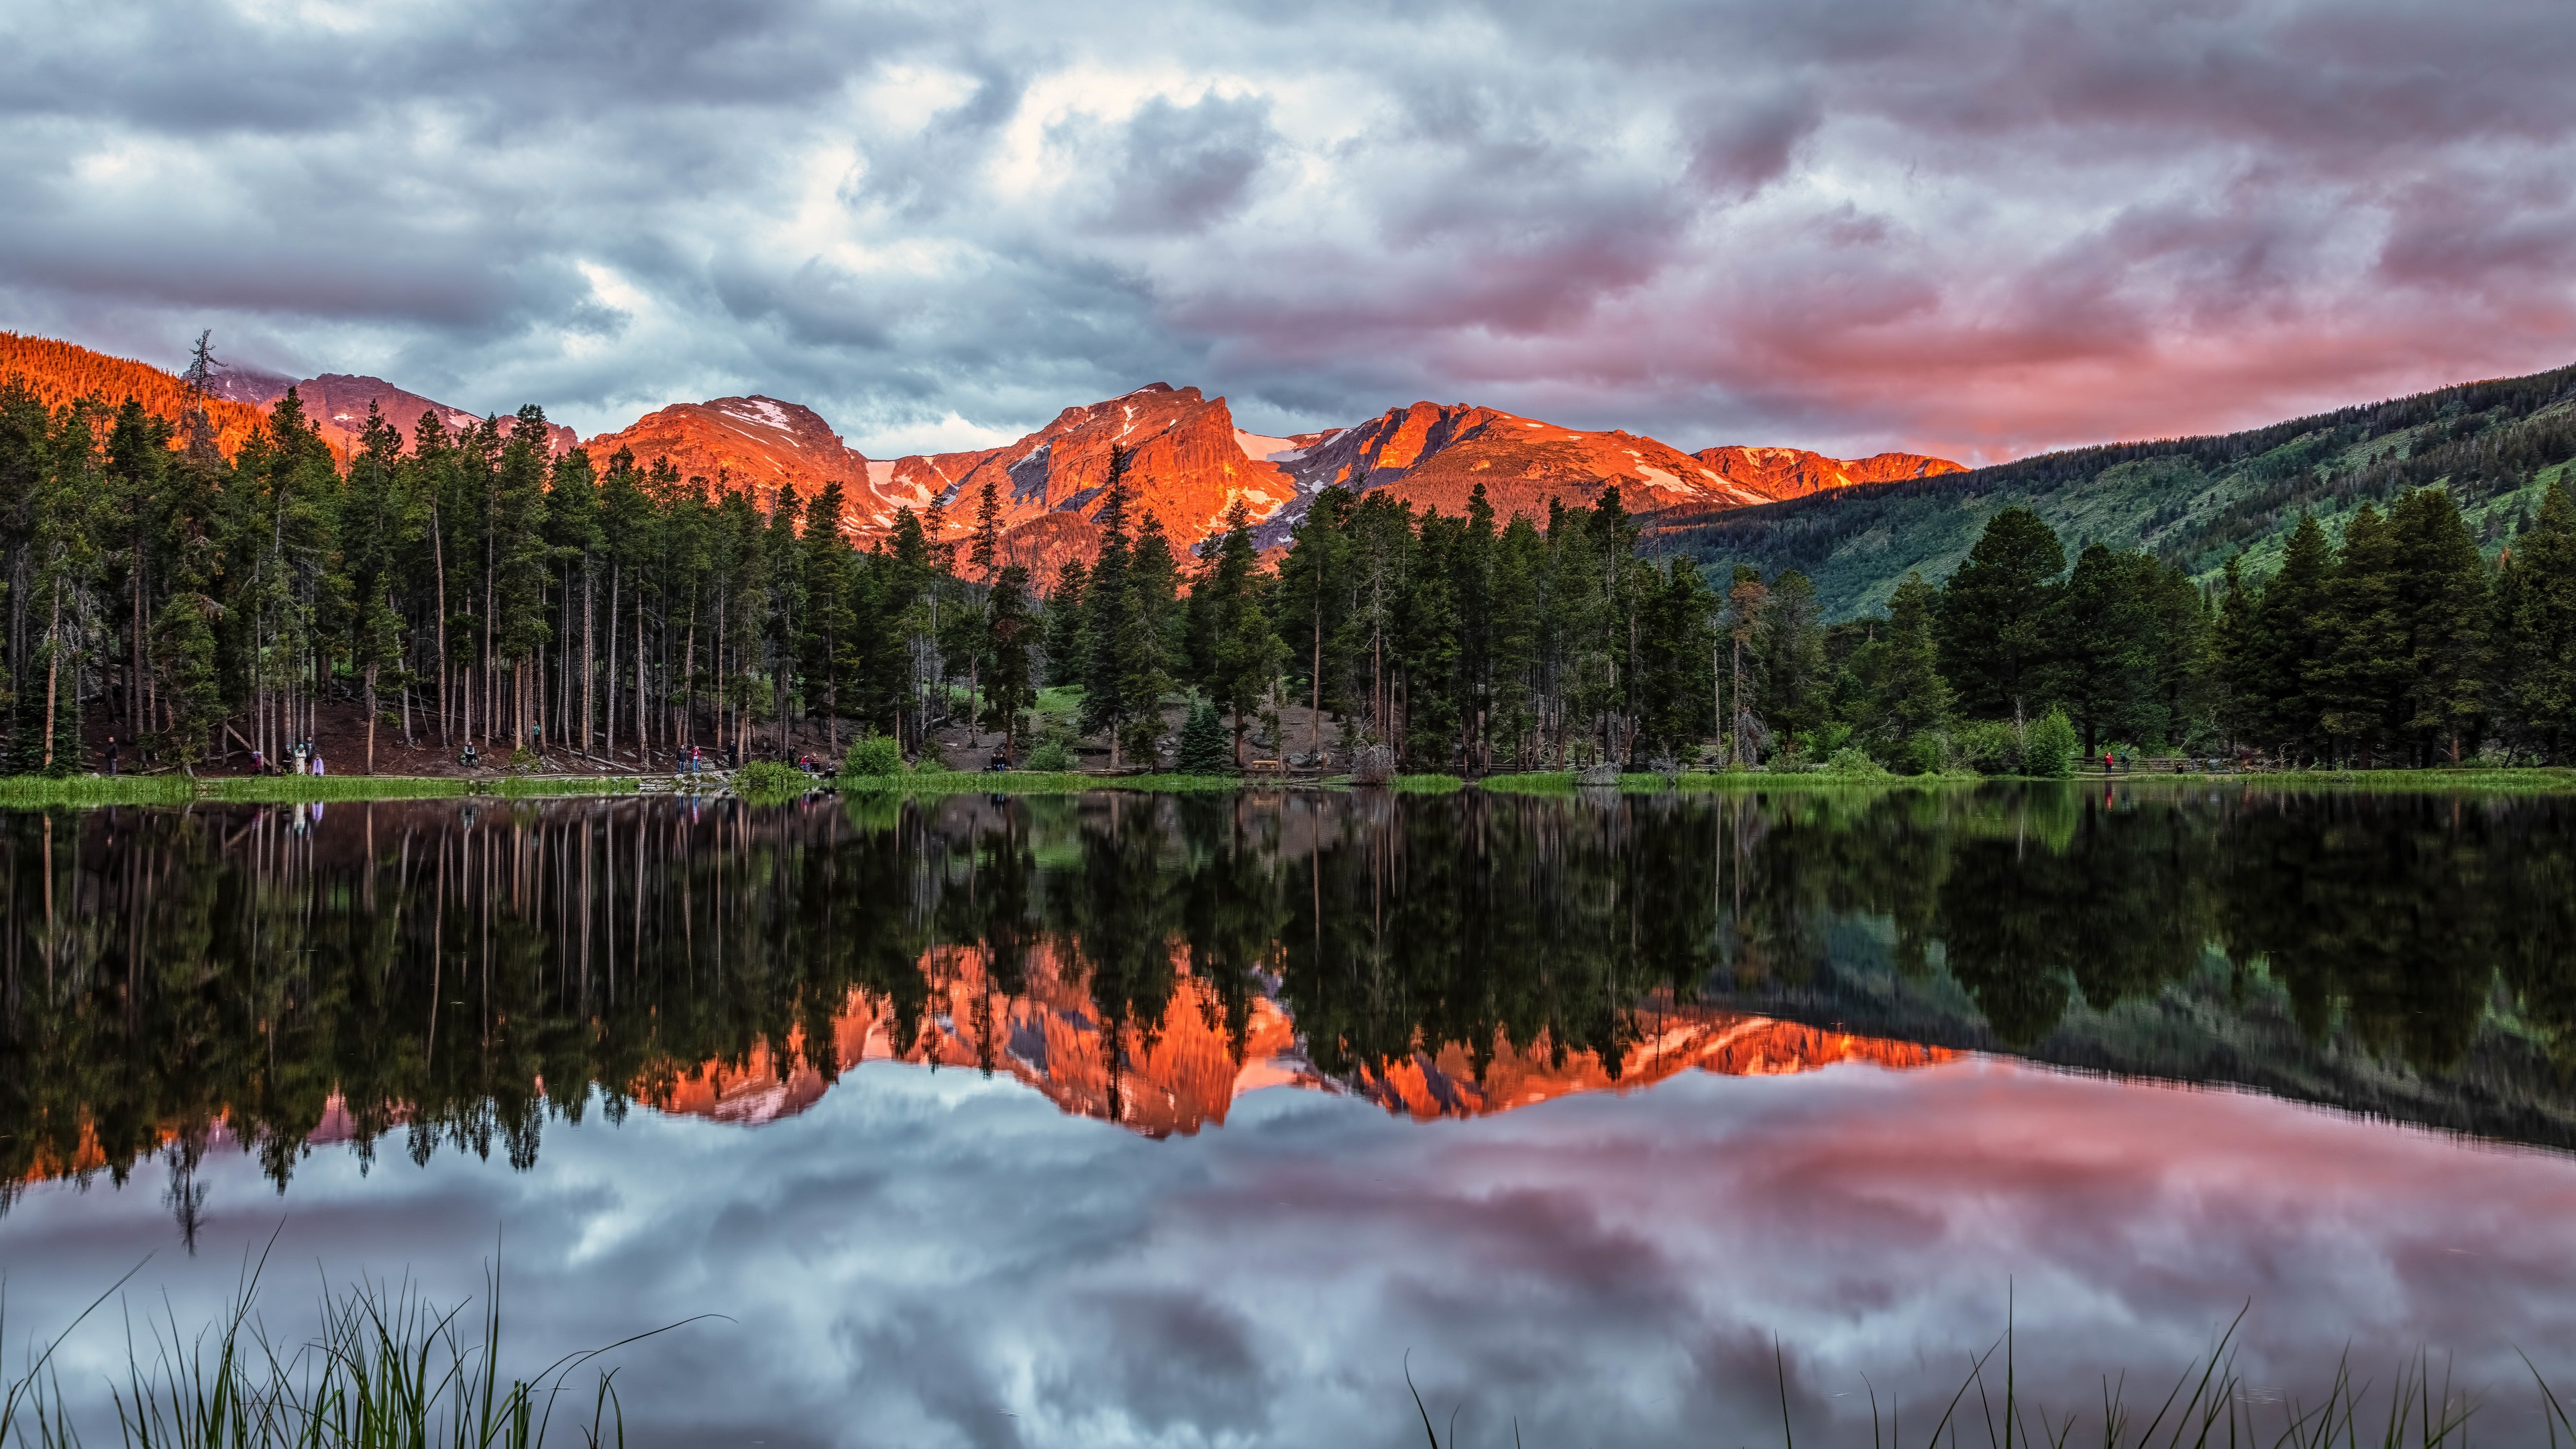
[5,785,2575,1207]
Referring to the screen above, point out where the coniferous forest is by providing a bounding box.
[6,358,2576,780]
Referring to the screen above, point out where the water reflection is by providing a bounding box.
[5,786,2575,1214]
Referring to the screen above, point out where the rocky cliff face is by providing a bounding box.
[288,374,579,458]
[1251,403,1875,544]
[581,396,877,522]
[1692,445,1964,502]
[869,384,1311,574]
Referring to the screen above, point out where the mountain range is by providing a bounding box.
[0,333,1959,568]
[25,329,2566,623]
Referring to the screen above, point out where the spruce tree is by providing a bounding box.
[2249,513,2334,759]
[1189,499,1284,764]
[2504,479,2576,758]
[980,564,1037,752]
[1758,568,1828,748]
[1854,572,1949,758]
[1937,506,2064,718]
[1042,557,1087,687]
[2315,503,2409,766]
[1079,449,1142,766]
[2391,488,2489,763]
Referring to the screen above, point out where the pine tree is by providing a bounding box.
[2213,556,2259,753]
[2390,488,2489,763]
[2248,514,2334,759]
[1175,698,1232,775]
[801,479,858,751]
[1188,499,1285,765]
[1042,557,1087,688]
[1851,572,1949,758]
[980,564,1037,751]
[968,478,1003,582]
[2503,479,2576,758]
[1277,486,1354,762]
[1937,506,2064,718]
[1080,448,1146,767]
[1758,568,1829,749]
[2315,504,2409,766]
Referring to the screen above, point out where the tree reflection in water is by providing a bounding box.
[4,785,2573,1211]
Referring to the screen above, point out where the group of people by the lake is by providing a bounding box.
[245,738,327,776]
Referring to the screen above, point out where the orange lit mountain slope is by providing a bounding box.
[580,396,884,523]
[1693,445,1964,502]
[0,332,280,458]
[286,374,577,458]
[868,383,1313,574]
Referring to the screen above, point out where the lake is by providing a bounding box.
[3,785,2573,1446]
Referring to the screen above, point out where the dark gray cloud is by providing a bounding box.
[1,0,2571,463]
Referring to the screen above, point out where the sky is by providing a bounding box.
[3,0,2573,464]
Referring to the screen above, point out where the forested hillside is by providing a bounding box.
[1663,362,2576,619]
[0,332,284,462]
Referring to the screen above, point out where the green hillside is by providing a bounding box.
[1660,361,2576,619]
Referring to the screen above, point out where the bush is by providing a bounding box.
[1350,743,1397,785]
[2024,708,2079,777]
[1023,736,1074,771]
[733,759,808,800]
[1821,747,1892,779]
[841,735,903,777]
[1175,702,1233,775]
[1959,720,2021,775]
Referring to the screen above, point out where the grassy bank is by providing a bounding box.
[837,769,1254,794]
[0,773,639,807]
[2118,765,2576,794]
[1480,769,1980,794]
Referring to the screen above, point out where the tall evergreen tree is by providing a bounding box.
[1938,507,2064,718]
[2247,513,2334,759]
[2315,503,2410,767]
[2391,488,2489,763]
[2501,479,2576,759]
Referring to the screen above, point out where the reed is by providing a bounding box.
[1403,1313,2559,1448]
[1,1257,685,1449]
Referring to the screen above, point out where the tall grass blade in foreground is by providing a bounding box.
[5,1259,700,1449]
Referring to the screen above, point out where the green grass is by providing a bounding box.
[1480,769,1976,794]
[2119,766,2576,794]
[0,774,199,806]
[835,769,1252,795]
[1,1256,692,1449]
[0,773,643,808]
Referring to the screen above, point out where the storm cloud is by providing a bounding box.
[3,0,2571,461]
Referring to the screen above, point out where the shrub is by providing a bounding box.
[1023,737,1074,771]
[1175,702,1233,775]
[733,759,807,800]
[1350,744,1397,785]
[2024,707,2080,777]
[1821,747,1892,779]
[1959,720,2021,775]
[841,735,903,777]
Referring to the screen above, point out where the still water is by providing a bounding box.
[3,786,2574,1445]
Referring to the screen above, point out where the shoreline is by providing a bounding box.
[2,763,2571,808]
